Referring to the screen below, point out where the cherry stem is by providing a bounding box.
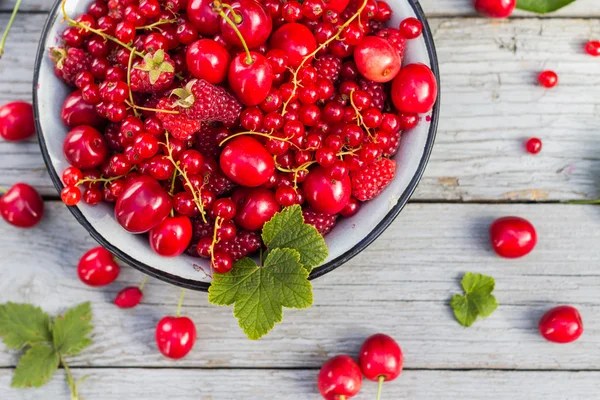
[569,199,600,205]
[175,288,186,317]
[217,9,252,65]
[0,186,6,194]
[218,130,292,147]
[220,3,242,24]
[139,276,149,291]
[136,18,178,31]
[0,0,22,58]
[60,355,80,400]
[376,376,385,400]
[281,0,368,115]
[61,0,144,57]
[126,49,140,117]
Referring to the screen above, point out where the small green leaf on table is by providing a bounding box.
[11,345,59,388]
[0,303,52,350]
[516,0,577,14]
[450,272,498,327]
[53,302,93,356]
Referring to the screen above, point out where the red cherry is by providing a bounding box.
[526,137,542,154]
[115,176,173,233]
[354,36,401,83]
[228,52,273,106]
[114,286,143,308]
[186,39,231,84]
[220,136,275,187]
[318,355,363,400]
[156,316,196,359]
[61,91,105,128]
[270,23,317,68]
[303,166,351,214]
[149,215,193,257]
[359,333,403,386]
[77,246,120,287]
[585,40,600,56]
[539,306,583,344]
[490,216,537,258]
[391,63,438,114]
[0,101,35,142]
[398,17,423,39]
[232,187,281,231]
[538,70,558,88]
[0,183,44,228]
[220,0,273,49]
[473,0,516,18]
[187,0,220,35]
[63,125,109,169]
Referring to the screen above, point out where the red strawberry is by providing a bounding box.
[303,208,337,235]
[49,47,92,86]
[156,98,201,140]
[214,230,262,261]
[172,79,242,127]
[130,50,175,93]
[350,158,396,201]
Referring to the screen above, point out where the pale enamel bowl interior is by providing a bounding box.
[34,0,439,290]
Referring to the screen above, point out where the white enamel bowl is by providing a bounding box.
[33,0,439,290]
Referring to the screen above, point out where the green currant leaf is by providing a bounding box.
[0,303,52,350]
[516,0,576,14]
[11,345,59,389]
[262,205,328,272]
[52,302,93,356]
[450,273,498,327]
[208,248,313,340]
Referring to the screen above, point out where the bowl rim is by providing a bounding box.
[33,0,440,292]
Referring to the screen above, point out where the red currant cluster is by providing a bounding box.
[52,0,438,273]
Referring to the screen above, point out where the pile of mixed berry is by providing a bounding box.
[52,0,438,273]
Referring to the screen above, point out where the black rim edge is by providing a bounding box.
[33,0,440,292]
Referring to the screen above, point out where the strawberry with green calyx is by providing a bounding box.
[49,47,92,86]
[156,97,202,140]
[130,49,175,93]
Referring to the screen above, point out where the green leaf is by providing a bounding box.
[209,248,313,340]
[52,302,93,356]
[153,49,165,64]
[516,0,576,14]
[149,69,161,84]
[450,273,498,327]
[11,345,59,388]
[262,205,328,271]
[0,303,52,350]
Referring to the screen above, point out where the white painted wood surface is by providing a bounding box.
[1,1,600,399]
[2,15,600,200]
[2,369,600,399]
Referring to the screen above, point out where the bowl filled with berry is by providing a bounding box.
[33,0,439,291]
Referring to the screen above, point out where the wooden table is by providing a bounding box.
[1,0,600,398]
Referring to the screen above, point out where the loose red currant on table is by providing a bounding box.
[398,17,422,39]
[77,246,120,287]
[114,286,144,308]
[318,355,363,400]
[539,306,583,344]
[489,216,537,258]
[538,70,558,88]
[526,137,542,154]
[585,40,600,56]
[0,101,35,142]
[0,183,44,228]
[359,333,403,397]
[473,0,516,18]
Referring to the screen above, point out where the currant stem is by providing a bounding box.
[136,18,178,31]
[349,90,375,139]
[126,49,140,117]
[61,0,144,57]
[217,10,252,65]
[376,376,385,400]
[60,355,80,400]
[209,216,223,267]
[219,130,290,147]
[0,0,22,58]
[281,0,369,115]
[126,102,179,114]
[139,275,149,291]
[220,3,242,24]
[175,288,186,318]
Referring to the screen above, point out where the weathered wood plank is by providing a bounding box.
[2,16,600,201]
[4,0,600,17]
[1,369,599,399]
[0,202,598,369]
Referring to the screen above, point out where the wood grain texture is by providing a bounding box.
[4,0,600,17]
[0,202,598,369]
[1,16,600,201]
[2,368,600,399]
